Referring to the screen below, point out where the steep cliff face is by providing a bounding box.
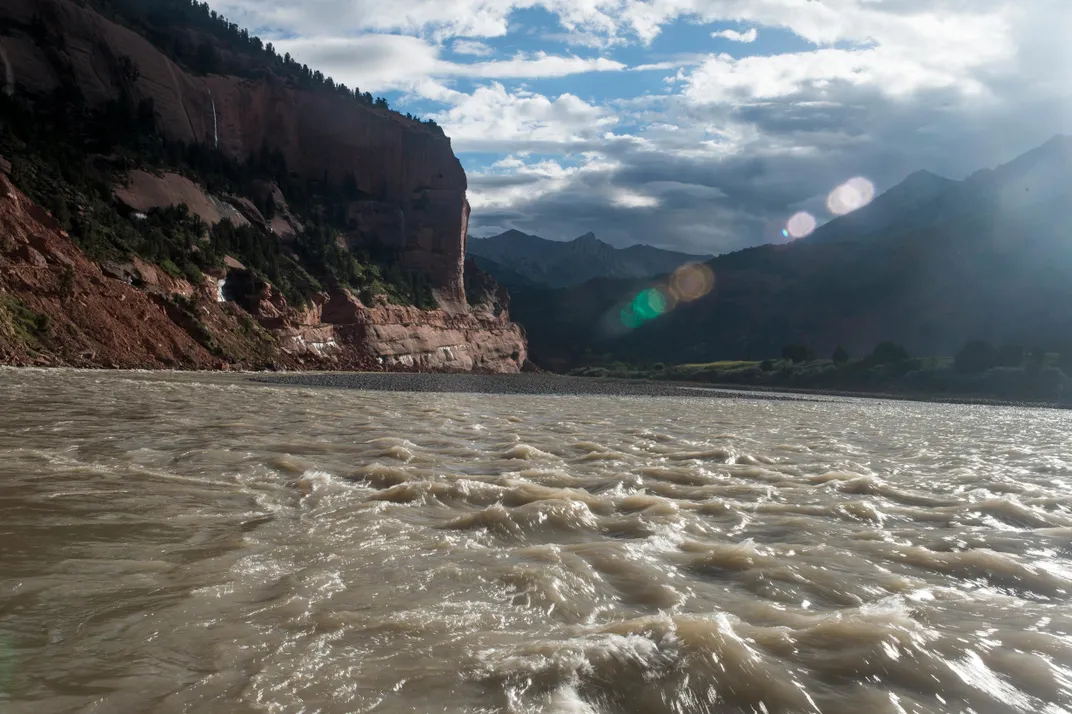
[0,0,469,307]
[0,170,525,372]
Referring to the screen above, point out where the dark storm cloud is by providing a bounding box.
[471,68,1072,254]
[212,0,1072,254]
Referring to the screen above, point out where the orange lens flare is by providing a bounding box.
[670,263,715,303]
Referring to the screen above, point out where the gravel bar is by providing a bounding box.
[249,372,823,400]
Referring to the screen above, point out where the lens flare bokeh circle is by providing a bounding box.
[620,288,671,329]
[827,177,875,216]
[617,264,714,330]
[786,211,817,239]
[670,263,715,303]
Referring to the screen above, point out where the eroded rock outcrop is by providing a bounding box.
[319,289,526,372]
[115,170,249,227]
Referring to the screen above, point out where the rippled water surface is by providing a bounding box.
[2,369,1072,714]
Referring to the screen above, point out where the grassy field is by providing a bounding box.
[677,360,759,370]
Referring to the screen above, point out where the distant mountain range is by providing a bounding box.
[507,136,1072,370]
[467,230,710,289]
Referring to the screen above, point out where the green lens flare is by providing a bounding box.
[645,289,668,315]
[619,305,642,329]
[621,289,669,329]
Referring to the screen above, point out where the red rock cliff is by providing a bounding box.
[0,0,469,307]
[0,170,526,372]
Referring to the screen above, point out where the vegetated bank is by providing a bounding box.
[569,340,1072,408]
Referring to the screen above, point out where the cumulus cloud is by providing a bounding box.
[271,34,438,93]
[632,55,707,72]
[611,190,660,209]
[681,45,996,105]
[468,155,609,211]
[462,53,625,79]
[463,0,1064,252]
[712,28,757,43]
[216,0,1019,49]
[432,84,618,153]
[272,35,625,93]
[210,0,518,39]
[215,0,1071,254]
[452,39,494,56]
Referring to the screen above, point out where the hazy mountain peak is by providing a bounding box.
[572,232,602,245]
[1037,134,1072,152]
[879,169,957,205]
[496,229,536,241]
[901,169,950,186]
[969,134,1072,183]
[806,167,956,244]
[972,134,1072,209]
[468,229,710,288]
[508,135,1072,369]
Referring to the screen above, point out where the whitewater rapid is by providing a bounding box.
[1,369,1070,713]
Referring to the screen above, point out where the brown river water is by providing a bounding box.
[1,369,1071,713]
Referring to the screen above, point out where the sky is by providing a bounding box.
[209,0,1071,255]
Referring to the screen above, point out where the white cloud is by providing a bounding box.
[682,34,1009,106]
[712,28,757,43]
[432,83,618,153]
[678,4,1016,104]
[271,34,438,92]
[212,0,519,40]
[452,39,494,56]
[219,0,1019,54]
[469,154,615,210]
[215,0,1072,253]
[611,190,660,208]
[462,52,625,79]
[632,61,681,72]
[632,55,706,72]
[271,35,625,93]
[469,154,662,214]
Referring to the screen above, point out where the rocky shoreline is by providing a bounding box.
[249,371,825,400]
[250,371,1071,409]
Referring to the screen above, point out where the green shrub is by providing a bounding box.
[1,295,51,346]
[870,341,909,365]
[781,344,815,363]
[181,261,204,284]
[160,259,182,278]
